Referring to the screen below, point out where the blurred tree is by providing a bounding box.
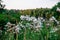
[0,14,7,31]
[51,2,60,20]
[0,0,5,13]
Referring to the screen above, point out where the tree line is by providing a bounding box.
[0,0,60,28]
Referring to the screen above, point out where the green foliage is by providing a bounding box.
[0,14,7,26]
[0,2,60,40]
[51,2,60,20]
[1,21,60,40]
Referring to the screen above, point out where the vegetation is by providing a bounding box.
[0,0,60,40]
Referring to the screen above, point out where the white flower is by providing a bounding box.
[5,22,12,28]
[20,15,25,20]
[57,21,59,24]
[7,22,11,25]
[46,23,50,26]
[57,7,60,12]
[19,23,25,28]
[50,27,58,33]
[30,16,36,21]
[33,19,37,23]
[55,20,59,24]
[42,19,45,22]
[50,18,53,21]
[15,25,20,33]
[36,28,39,31]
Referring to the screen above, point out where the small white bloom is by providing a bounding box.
[15,25,20,33]
[46,23,50,26]
[50,28,58,33]
[49,16,56,21]
[57,7,60,12]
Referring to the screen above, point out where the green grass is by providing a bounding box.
[0,21,60,40]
